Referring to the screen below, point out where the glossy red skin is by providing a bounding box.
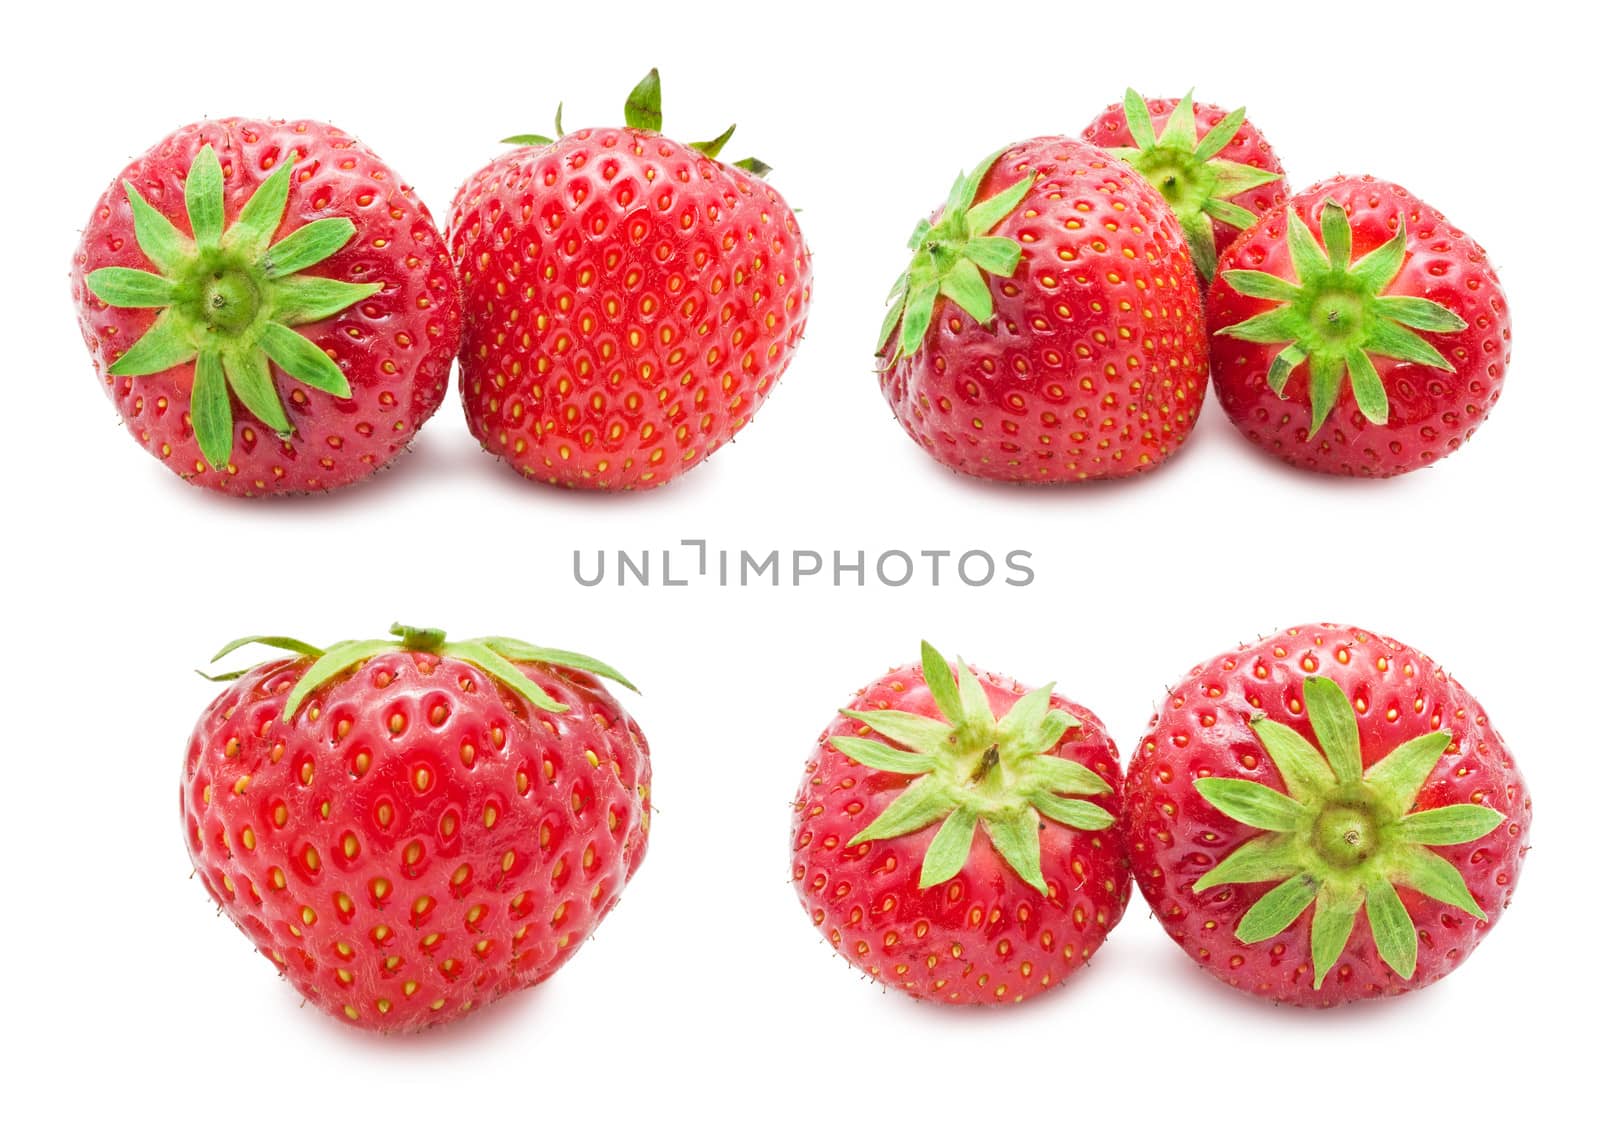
[447,128,812,490]
[72,119,461,497]
[792,661,1130,1004]
[182,652,651,1032]
[879,137,1208,483]
[1209,177,1510,476]
[1081,97,1287,260]
[1125,624,1530,1006]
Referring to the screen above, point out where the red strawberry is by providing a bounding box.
[1081,89,1286,282]
[72,119,461,496]
[447,70,812,490]
[1124,624,1529,1006]
[791,642,1129,1004]
[1208,177,1510,476]
[182,624,651,1032]
[876,137,1208,483]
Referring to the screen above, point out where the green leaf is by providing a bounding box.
[1032,793,1114,831]
[107,310,196,376]
[1366,317,1452,370]
[623,68,663,132]
[190,348,233,468]
[939,257,994,324]
[919,807,978,887]
[692,123,737,160]
[1267,344,1307,396]
[849,774,957,845]
[1365,730,1453,817]
[1123,88,1157,150]
[1349,226,1408,292]
[501,134,554,146]
[1248,716,1335,802]
[185,144,226,250]
[1395,803,1504,846]
[1192,833,1302,892]
[259,322,351,397]
[468,638,636,691]
[984,807,1046,893]
[84,267,176,308]
[1284,208,1330,285]
[443,640,568,714]
[222,348,292,435]
[955,660,996,731]
[897,283,938,359]
[965,172,1033,236]
[1210,160,1280,198]
[919,641,962,723]
[1303,677,1362,784]
[554,103,564,135]
[1193,105,1248,162]
[227,157,294,260]
[262,218,360,278]
[733,156,772,177]
[1194,777,1305,831]
[1222,269,1299,302]
[1364,876,1417,979]
[952,151,1004,215]
[283,639,400,719]
[1180,212,1217,283]
[996,684,1054,743]
[1311,882,1364,988]
[876,289,908,355]
[1159,90,1199,151]
[211,635,324,663]
[1346,347,1389,425]
[1029,754,1110,797]
[1307,351,1345,435]
[1201,196,1259,231]
[840,709,954,757]
[1388,845,1488,919]
[965,236,1021,275]
[122,181,193,274]
[1011,708,1079,761]
[1373,295,1468,333]
[1216,305,1301,344]
[1318,202,1353,270]
[271,275,382,326]
[828,735,933,776]
[1235,873,1319,943]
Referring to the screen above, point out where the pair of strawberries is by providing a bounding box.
[882,91,1510,480]
[71,81,1508,496]
[71,72,812,496]
[186,621,1527,1032]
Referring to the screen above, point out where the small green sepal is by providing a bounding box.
[85,146,375,468]
[1191,675,1504,987]
[832,642,1109,894]
[200,624,636,722]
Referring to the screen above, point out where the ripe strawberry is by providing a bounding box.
[72,119,461,496]
[447,69,812,490]
[1209,177,1510,476]
[1081,89,1286,281]
[182,624,651,1032]
[791,642,1129,1004]
[1124,624,1529,1006]
[876,137,1208,483]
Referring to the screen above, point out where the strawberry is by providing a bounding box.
[1124,624,1530,1006]
[72,119,461,496]
[182,624,650,1032]
[791,642,1129,1004]
[1081,89,1286,282]
[1208,177,1510,476]
[447,69,812,490]
[876,137,1208,483]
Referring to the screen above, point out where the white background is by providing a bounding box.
[5,0,1592,1120]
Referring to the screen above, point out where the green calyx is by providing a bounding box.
[201,623,636,722]
[1108,89,1281,282]
[1192,676,1504,989]
[831,641,1114,895]
[502,68,772,176]
[1217,200,1468,437]
[85,145,376,470]
[876,152,1036,364]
